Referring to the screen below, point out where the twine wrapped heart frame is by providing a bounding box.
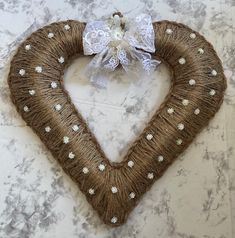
[8,15,226,226]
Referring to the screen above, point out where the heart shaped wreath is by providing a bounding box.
[8,13,226,226]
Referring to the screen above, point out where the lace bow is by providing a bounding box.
[83,13,160,87]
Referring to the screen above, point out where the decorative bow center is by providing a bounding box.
[82,13,160,87]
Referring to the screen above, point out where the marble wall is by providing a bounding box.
[0,0,234,237]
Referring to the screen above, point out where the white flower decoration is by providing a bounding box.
[45,126,51,132]
[167,108,174,114]
[198,48,204,54]
[63,136,69,144]
[88,188,95,195]
[166,28,173,34]
[147,173,154,179]
[35,66,42,73]
[111,216,118,224]
[176,138,183,145]
[129,192,135,199]
[127,160,134,168]
[82,167,89,174]
[158,155,164,162]
[211,69,217,76]
[72,125,79,131]
[25,44,31,50]
[209,89,216,96]
[23,105,29,112]
[68,152,75,159]
[51,81,58,89]
[177,123,185,131]
[178,57,186,64]
[98,164,106,171]
[146,133,153,140]
[189,79,196,85]
[111,186,118,194]
[58,56,64,64]
[190,33,196,39]
[54,104,62,111]
[19,69,26,76]
[64,24,70,30]
[48,32,54,38]
[29,89,35,95]
[182,99,189,106]
[194,108,200,115]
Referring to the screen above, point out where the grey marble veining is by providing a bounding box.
[0,0,234,237]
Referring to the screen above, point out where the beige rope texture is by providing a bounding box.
[8,20,226,226]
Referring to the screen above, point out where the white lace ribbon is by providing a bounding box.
[83,13,160,87]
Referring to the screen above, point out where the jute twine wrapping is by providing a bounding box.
[8,20,226,226]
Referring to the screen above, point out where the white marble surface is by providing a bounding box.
[0,0,234,237]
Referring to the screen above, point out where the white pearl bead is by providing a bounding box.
[146,134,153,141]
[111,186,118,194]
[211,69,217,76]
[129,192,135,199]
[45,126,51,132]
[182,99,189,106]
[198,48,204,54]
[51,81,58,89]
[25,44,31,50]
[63,136,69,144]
[127,160,134,168]
[35,66,42,73]
[98,164,106,171]
[68,152,75,159]
[176,138,183,145]
[194,108,200,115]
[158,155,164,162]
[82,167,89,174]
[189,79,196,86]
[88,188,95,195]
[113,30,123,40]
[55,104,62,111]
[190,33,196,39]
[177,123,185,130]
[166,28,173,34]
[72,125,79,131]
[111,216,118,224]
[113,14,121,23]
[58,56,64,64]
[178,57,186,64]
[28,89,35,96]
[48,32,54,38]
[209,89,216,96]
[64,24,70,30]
[19,69,26,76]
[167,108,174,114]
[23,105,29,112]
[147,173,154,179]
